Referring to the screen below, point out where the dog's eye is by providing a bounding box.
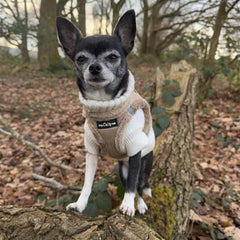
[77,56,87,63]
[106,54,119,61]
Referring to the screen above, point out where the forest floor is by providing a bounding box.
[0,63,239,240]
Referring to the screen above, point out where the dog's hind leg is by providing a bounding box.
[137,151,153,214]
[66,153,98,213]
[119,151,141,216]
[142,151,153,196]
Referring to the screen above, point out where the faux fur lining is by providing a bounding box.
[79,71,135,112]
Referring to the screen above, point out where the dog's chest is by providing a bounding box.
[85,89,112,101]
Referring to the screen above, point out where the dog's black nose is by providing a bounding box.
[89,63,102,75]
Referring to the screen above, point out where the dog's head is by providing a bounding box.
[56,10,136,98]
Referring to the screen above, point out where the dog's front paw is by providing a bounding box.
[119,193,135,216]
[137,198,148,214]
[66,201,87,213]
[120,202,135,216]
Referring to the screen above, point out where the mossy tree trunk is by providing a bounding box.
[149,60,200,239]
[0,61,199,240]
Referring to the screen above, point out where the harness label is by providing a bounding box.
[97,119,118,129]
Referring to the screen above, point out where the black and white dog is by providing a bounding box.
[56,10,155,216]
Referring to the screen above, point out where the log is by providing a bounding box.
[0,60,199,240]
[0,206,163,240]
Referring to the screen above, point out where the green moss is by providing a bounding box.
[146,184,176,240]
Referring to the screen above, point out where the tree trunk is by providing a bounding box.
[147,1,162,54]
[140,0,149,54]
[57,0,69,16]
[111,0,125,32]
[77,0,86,36]
[201,0,227,93]
[21,31,30,63]
[21,0,30,63]
[205,0,227,66]
[151,60,200,239]
[38,0,60,69]
[0,61,199,240]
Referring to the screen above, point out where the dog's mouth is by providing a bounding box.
[88,77,106,82]
[87,77,110,88]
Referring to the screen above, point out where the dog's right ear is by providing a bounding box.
[56,17,82,61]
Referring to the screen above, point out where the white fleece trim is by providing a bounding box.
[79,71,135,112]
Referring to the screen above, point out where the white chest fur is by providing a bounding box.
[85,89,112,101]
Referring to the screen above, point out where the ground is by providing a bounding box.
[0,63,239,239]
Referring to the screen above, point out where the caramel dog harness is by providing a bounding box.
[79,72,152,159]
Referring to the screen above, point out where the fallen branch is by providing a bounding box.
[0,114,83,173]
[32,173,81,193]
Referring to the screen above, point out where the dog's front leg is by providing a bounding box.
[120,151,141,216]
[66,152,98,213]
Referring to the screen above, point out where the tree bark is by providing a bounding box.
[0,206,163,240]
[140,0,149,54]
[21,0,30,63]
[110,0,125,32]
[147,1,166,54]
[202,0,227,93]
[77,0,86,36]
[151,60,200,239]
[38,0,60,69]
[0,61,199,240]
[205,0,227,66]
[57,0,69,16]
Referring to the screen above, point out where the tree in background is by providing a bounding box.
[57,0,69,16]
[201,0,240,91]
[137,0,216,56]
[0,0,36,63]
[77,0,86,36]
[38,0,60,69]
[110,0,125,31]
[92,0,111,34]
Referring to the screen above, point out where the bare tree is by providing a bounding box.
[92,0,111,34]
[137,0,218,56]
[140,0,149,54]
[0,0,32,62]
[57,0,69,16]
[203,0,240,80]
[77,0,86,36]
[38,0,60,69]
[110,0,125,31]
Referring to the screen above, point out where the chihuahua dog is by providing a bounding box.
[56,10,155,216]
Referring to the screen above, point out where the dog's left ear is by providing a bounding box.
[113,10,136,56]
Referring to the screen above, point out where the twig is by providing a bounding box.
[0,114,83,173]
[32,173,81,192]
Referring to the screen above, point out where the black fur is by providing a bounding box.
[76,35,125,58]
[125,151,141,193]
[137,151,153,197]
[119,151,153,196]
